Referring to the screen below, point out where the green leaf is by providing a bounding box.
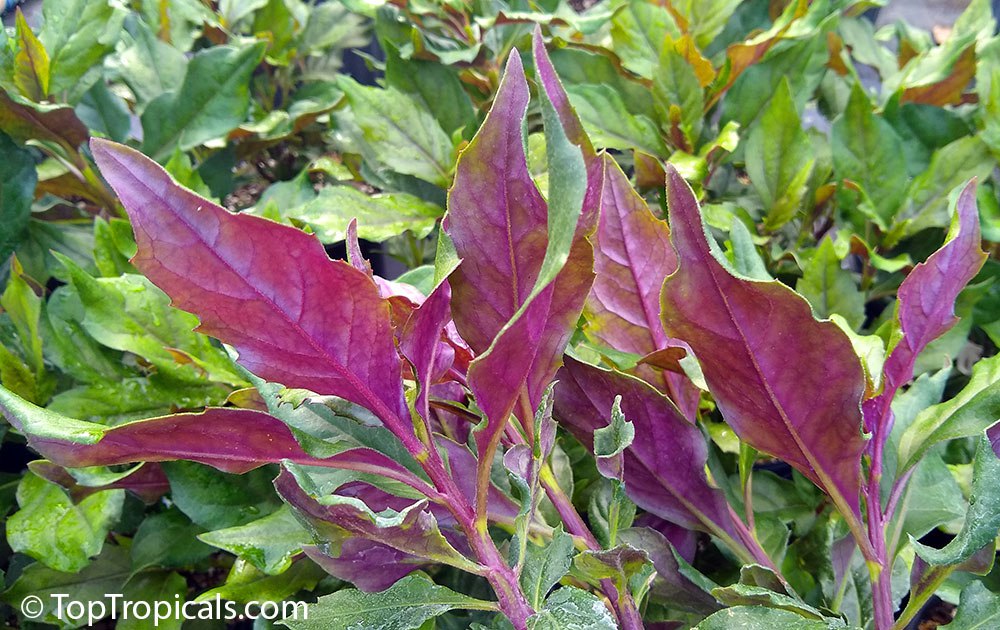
[519,528,575,609]
[141,41,267,158]
[280,574,497,629]
[944,580,1000,629]
[112,20,188,110]
[727,218,770,281]
[670,0,742,48]
[572,545,652,593]
[7,472,123,573]
[60,261,243,386]
[335,76,455,188]
[695,606,852,629]
[712,565,828,620]
[892,136,994,242]
[795,237,865,329]
[0,546,131,627]
[131,507,214,570]
[593,396,634,460]
[198,558,325,604]
[39,0,126,100]
[199,505,312,575]
[977,38,1000,157]
[911,434,1000,566]
[610,0,681,79]
[744,79,815,230]
[565,84,667,157]
[588,477,636,549]
[830,83,908,228]
[119,571,188,630]
[269,186,442,243]
[525,586,618,629]
[162,461,282,530]
[898,354,1000,473]
[76,80,131,143]
[653,39,704,149]
[13,9,49,100]
[0,132,35,263]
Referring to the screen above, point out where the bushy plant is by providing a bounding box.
[2,1,1000,629]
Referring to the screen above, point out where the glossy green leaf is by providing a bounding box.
[336,76,455,188]
[7,472,123,573]
[163,461,282,530]
[898,353,1000,473]
[199,505,312,575]
[271,186,442,243]
[831,83,908,228]
[141,41,267,158]
[944,580,1000,629]
[911,435,1000,566]
[795,237,865,329]
[0,545,131,627]
[0,135,36,281]
[131,508,214,570]
[199,558,325,604]
[695,606,852,629]
[281,574,497,629]
[744,80,815,230]
[39,0,125,100]
[610,0,680,79]
[525,586,618,629]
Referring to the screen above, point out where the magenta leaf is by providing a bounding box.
[584,155,700,419]
[303,540,429,593]
[554,357,766,565]
[89,140,415,449]
[866,182,986,436]
[275,466,482,574]
[532,27,594,160]
[400,281,454,423]
[0,386,433,496]
[27,460,169,505]
[443,51,596,490]
[659,165,868,527]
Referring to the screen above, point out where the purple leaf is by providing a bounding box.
[584,155,700,420]
[554,357,766,564]
[275,467,482,574]
[89,140,415,448]
[28,461,169,505]
[443,52,596,489]
[0,387,433,496]
[659,165,867,522]
[532,27,594,160]
[303,540,429,593]
[865,182,986,435]
[400,281,454,422]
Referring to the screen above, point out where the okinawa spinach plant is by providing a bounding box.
[2,24,999,630]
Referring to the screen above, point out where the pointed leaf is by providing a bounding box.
[660,165,867,522]
[13,9,49,100]
[911,434,1000,566]
[90,140,416,447]
[583,154,699,418]
[0,90,88,148]
[141,42,267,158]
[554,357,760,559]
[0,387,429,494]
[274,467,480,574]
[519,528,575,609]
[7,472,123,573]
[870,181,986,444]
[280,574,497,630]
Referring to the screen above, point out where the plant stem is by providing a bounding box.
[865,410,895,630]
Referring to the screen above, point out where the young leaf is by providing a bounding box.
[660,166,868,531]
[275,467,480,574]
[7,472,123,573]
[744,79,815,230]
[141,42,267,158]
[518,528,575,609]
[90,140,418,449]
[280,574,497,630]
[335,76,455,188]
[554,357,764,563]
[0,388,429,494]
[830,83,907,228]
[869,181,986,445]
[910,434,1000,567]
[13,9,49,100]
[583,154,699,419]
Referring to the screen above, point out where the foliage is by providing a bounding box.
[2,1,1000,629]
